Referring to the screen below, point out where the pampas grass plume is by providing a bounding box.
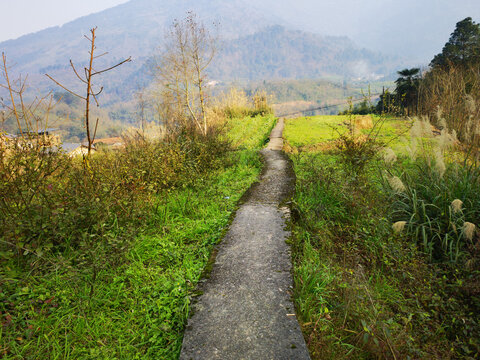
[410,118,423,139]
[388,175,406,192]
[393,221,407,233]
[451,199,463,214]
[434,148,446,177]
[383,148,397,165]
[465,94,476,114]
[436,106,443,122]
[463,222,476,241]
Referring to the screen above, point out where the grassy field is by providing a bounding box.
[285,114,480,359]
[0,115,276,359]
[284,115,410,150]
[224,114,277,149]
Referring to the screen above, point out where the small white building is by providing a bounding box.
[61,143,96,157]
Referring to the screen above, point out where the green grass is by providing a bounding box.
[224,114,277,149]
[284,115,348,147]
[1,116,275,359]
[285,116,480,359]
[1,152,261,360]
[284,115,410,150]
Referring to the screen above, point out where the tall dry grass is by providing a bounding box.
[383,117,480,263]
[418,64,480,145]
[209,88,273,121]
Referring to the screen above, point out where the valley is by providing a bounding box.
[1,2,479,359]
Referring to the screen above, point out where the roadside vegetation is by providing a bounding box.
[286,17,480,358]
[286,110,480,358]
[0,14,277,359]
[284,21,480,355]
[0,112,276,359]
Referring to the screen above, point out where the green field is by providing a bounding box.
[284,115,348,146]
[285,114,480,359]
[284,115,411,150]
[224,114,277,149]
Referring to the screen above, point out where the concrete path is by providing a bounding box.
[179,119,310,360]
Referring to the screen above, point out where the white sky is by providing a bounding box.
[0,0,129,42]
[1,0,479,61]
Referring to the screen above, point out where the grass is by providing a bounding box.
[284,115,348,147]
[224,114,276,149]
[1,158,259,359]
[1,115,274,359]
[284,115,410,152]
[285,114,480,359]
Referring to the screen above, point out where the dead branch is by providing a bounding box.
[46,27,131,158]
[91,56,132,76]
[70,60,88,84]
[2,53,22,134]
[45,74,86,100]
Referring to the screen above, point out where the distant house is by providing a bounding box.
[22,128,59,137]
[93,137,124,148]
[16,128,61,147]
[61,143,96,157]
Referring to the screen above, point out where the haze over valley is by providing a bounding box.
[0,0,478,138]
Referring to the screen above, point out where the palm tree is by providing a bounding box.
[395,68,421,116]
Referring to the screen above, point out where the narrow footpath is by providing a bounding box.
[180,119,311,360]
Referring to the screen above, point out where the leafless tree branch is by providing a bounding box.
[45,74,86,100]
[70,60,88,84]
[46,27,130,159]
[91,57,132,76]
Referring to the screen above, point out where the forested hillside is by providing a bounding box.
[0,0,403,106]
[212,26,400,81]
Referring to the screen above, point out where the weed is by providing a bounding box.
[383,117,480,263]
[285,114,480,359]
[0,114,275,358]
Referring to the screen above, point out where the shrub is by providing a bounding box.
[0,126,232,264]
[210,88,273,121]
[418,63,480,145]
[334,113,385,177]
[0,142,70,258]
[251,90,273,116]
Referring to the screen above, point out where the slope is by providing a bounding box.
[211,25,400,81]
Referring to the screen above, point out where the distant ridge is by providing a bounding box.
[212,25,399,81]
[0,0,403,104]
[0,0,283,73]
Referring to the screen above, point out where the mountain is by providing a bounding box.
[0,0,402,105]
[1,0,289,103]
[1,0,284,71]
[212,26,399,81]
[238,0,480,63]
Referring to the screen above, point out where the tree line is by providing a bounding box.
[348,16,480,142]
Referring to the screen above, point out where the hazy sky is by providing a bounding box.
[257,0,480,61]
[0,0,129,42]
[1,0,479,62]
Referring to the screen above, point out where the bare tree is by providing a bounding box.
[1,53,59,145]
[155,13,216,136]
[135,85,148,136]
[46,27,131,156]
